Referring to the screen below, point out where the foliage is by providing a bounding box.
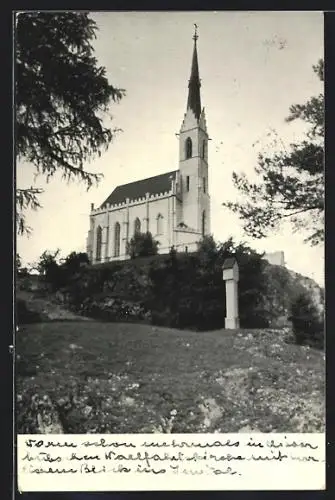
[197,235,218,266]
[61,251,90,279]
[261,263,300,326]
[126,231,159,259]
[148,238,268,330]
[16,253,22,270]
[33,237,323,333]
[169,245,177,260]
[79,297,150,323]
[224,60,324,246]
[32,250,91,294]
[16,298,44,324]
[35,249,60,275]
[16,253,30,278]
[16,187,43,236]
[289,291,324,349]
[16,12,125,234]
[34,249,62,291]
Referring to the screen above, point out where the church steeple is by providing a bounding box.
[187,25,202,120]
[178,25,210,240]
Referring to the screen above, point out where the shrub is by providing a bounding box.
[289,291,324,349]
[126,231,159,258]
[61,251,90,280]
[148,253,227,330]
[35,249,65,291]
[197,235,218,266]
[36,239,324,335]
[16,253,29,278]
[79,296,149,323]
[16,299,44,324]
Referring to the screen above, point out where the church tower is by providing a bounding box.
[178,27,210,237]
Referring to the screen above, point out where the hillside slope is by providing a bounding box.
[16,319,325,434]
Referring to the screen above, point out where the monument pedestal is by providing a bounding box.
[225,317,240,329]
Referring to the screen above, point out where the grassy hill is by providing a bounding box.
[16,318,325,434]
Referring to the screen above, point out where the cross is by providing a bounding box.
[193,23,198,42]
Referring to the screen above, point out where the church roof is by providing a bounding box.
[187,31,202,120]
[101,170,177,208]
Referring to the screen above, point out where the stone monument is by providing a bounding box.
[222,257,240,329]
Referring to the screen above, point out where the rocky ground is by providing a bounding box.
[17,290,92,321]
[16,296,325,434]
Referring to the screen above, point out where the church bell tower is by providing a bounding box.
[178,26,210,237]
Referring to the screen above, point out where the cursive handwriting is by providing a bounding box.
[18,434,325,488]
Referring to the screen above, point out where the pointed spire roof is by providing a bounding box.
[187,25,202,120]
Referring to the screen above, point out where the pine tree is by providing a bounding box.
[16,12,125,234]
[224,60,324,246]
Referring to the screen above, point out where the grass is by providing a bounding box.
[16,320,325,434]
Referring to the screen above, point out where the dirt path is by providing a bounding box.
[17,290,91,321]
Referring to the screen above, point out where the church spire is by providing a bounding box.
[187,24,202,120]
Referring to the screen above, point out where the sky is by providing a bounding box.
[16,11,324,285]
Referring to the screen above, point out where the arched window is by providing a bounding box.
[185,137,192,159]
[96,225,102,262]
[114,222,121,257]
[202,140,207,159]
[202,210,206,237]
[186,176,190,192]
[156,213,163,235]
[134,217,141,235]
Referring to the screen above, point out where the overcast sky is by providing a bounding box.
[17,11,324,284]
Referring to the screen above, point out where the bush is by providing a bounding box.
[35,249,65,291]
[35,239,324,335]
[61,251,90,280]
[197,235,218,266]
[79,295,150,324]
[148,253,227,330]
[16,299,44,324]
[126,231,159,258]
[289,291,324,349]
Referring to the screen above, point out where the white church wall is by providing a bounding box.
[91,211,108,263]
[105,207,128,260]
[175,198,183,227]
[174,229,202,253]
[264,251,286,267]
[180,168,202,231]
[147,197,171,253]
[128,202,148,237]
[90,194,178,263]
[179,110,209,233]
[179,109,200,138]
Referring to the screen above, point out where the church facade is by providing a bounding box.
[86,32,211,264]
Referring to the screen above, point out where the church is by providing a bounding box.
[86,29,211,263]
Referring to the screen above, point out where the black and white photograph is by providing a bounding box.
[16,11,325,437]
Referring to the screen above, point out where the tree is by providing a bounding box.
[126,232,159,259]
[61,251,90,280]
[289,290,324,348]
[16,253,22,271]
[36,249,61,277]
[197,235,217,257]
[224,60,324,246]
[16,12,125,234]
[196,235,218,268]
[35,249,63,291]
[16,253,29,277]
